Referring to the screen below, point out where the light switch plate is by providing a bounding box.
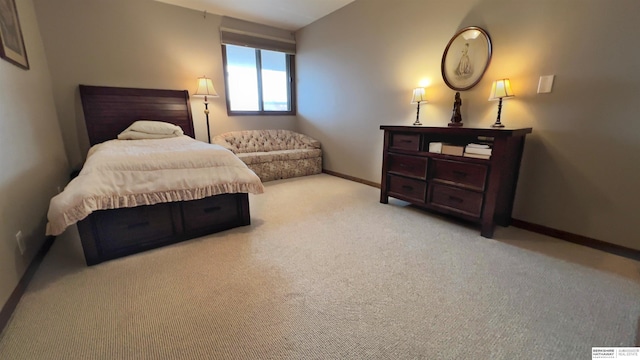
[537,75,555,94]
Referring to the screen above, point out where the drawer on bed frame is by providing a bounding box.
[88,203,181,258]
[182,194,245,234]
[77,193,251,265]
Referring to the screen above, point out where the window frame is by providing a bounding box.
[221,45,296,116]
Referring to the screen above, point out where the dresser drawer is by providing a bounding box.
[388,153,428,179]
[388,175,427,203]
[389,133,420,151]
[428,184,483,218]
[431,159,487,191]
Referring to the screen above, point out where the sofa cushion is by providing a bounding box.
[237,148,322,165]
[246,157,321,182]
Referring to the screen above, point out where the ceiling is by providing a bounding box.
[155,0,356,31]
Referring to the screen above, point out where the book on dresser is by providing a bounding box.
[428,142,443,153]
[441,144,464,156]
[465,143,492,155]
[463,152,491,159]
[464,144,492,159]
[466,142,491,149]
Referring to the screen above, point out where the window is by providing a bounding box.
[222,44,295,115]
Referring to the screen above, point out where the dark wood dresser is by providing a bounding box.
[380,126,532,238]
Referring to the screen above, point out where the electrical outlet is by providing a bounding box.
[16,231,26,255]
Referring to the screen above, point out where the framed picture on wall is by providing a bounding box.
[441,26,491,91]
[0,0,29,70]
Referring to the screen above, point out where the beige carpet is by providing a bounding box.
[0,174,639,359]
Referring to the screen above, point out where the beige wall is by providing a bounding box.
[33,0,296,169]
[296,0,640,249]
[0,0,69,308]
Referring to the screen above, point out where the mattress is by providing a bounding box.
[46,136,264,235]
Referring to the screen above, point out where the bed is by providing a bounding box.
[46,85,264,265]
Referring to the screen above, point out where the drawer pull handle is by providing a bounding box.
[127,221,150,229]
[401,185,414,191]
[399,164,410,168]
[204,206,222,213]
[400,139,413,143]
[452,170,468,177]
[448,196,464,203]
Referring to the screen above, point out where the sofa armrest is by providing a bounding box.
[293,133,321,149]
[211,137,237,153]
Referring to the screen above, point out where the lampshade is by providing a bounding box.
[411,87,427,104]
[194,76,218,97]
[488,79,515,100]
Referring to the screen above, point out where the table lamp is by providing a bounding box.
[488,79,514,128]
[411,87,427,126]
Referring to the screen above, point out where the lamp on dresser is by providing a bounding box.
[488,78,514,128]
[194,76,219,143]
[410,87,427,126]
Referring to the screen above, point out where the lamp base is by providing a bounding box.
[448,122,463,127]
[204,102,211,143]
[413,102,423,126]
[491,98,505,128]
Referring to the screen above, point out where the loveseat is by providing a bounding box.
[212,129,322,182]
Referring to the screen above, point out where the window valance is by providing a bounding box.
[220,16,296,54]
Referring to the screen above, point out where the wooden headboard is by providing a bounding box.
[79,85,195,146]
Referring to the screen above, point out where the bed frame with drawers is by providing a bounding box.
[76,85,251,265]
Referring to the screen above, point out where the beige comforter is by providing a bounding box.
[46,136,264,236]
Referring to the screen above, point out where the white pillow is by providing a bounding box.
[117,130,182,140]
[117,120,184,140]
[124,120,184,135]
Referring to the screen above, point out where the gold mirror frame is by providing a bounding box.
[441,26,492,91]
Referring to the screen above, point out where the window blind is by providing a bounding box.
[220,16,296,54]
